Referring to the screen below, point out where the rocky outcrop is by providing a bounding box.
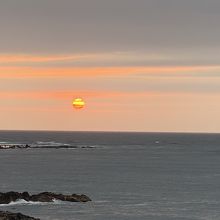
[30,192,91,203]
[0,211,39,220]
[0,191,91,204]
[0,144,95,149]
[0,145,30,149]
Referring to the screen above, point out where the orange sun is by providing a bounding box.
[72,98,85,109]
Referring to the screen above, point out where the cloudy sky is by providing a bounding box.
[0,0,220,132]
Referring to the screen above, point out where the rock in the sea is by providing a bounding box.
[30,192,91,203]
[0,211,39,220]
[0,192,91,204]
[0,192,29,204]
[0,144,30,149]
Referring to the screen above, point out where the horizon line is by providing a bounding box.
[0,129,219,135]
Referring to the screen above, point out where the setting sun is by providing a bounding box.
[72,98,85,109]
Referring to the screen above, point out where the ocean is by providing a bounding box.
[0,131,220,220]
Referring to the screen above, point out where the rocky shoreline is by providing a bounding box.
[0,191,91,204]
[0,144,30,149]
[0,211,39,220]
[0,191,91,220]
[0,144,94,149]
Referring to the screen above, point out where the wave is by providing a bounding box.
[94,200,109,203]
[32,141,71,147]
[0,142,10,144]
[0,199,64,207]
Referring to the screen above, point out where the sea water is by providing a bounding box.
[0,131,220,220]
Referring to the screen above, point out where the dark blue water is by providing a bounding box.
[1,131,220,220]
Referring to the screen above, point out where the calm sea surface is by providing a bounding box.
[0,131,220,220]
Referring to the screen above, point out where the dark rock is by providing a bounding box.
[0,192,22,204]
[0,145,31,149]
[30,192,91,203]
[0,211,39,220]
[0,192,91,204]
[21,192,30,201]
[30,192,54,202]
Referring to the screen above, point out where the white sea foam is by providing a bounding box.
[94,200,109,203]
[0,199,63,207]
[0,142,23,145]
[34,141,71,147]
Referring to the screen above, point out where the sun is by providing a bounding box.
[72,98,85,109]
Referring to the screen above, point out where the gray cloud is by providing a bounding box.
[0,0,220,55]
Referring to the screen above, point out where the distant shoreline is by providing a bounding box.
[0,144,95,150]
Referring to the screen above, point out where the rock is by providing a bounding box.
[66,194,92,202]
[30,192,55,202]
[0,192,22,204]
[0,192,91,204]
[0,211,39,220]
[0,144,96,149]
[21,192,30,201]
[0,145,31,149]
[30,192,91,203]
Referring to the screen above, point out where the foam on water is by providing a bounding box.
[0,199,64,207]
[32,141,71,147]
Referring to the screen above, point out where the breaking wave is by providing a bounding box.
[0,199,63,206]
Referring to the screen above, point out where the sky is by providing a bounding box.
[1,0,220,132]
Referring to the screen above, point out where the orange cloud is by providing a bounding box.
[0,91,98,100]
[0,90,162,101]
[0,65,220,78]
[1,89,215,104]
[0,53,169,64]
[0,54,97,63]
